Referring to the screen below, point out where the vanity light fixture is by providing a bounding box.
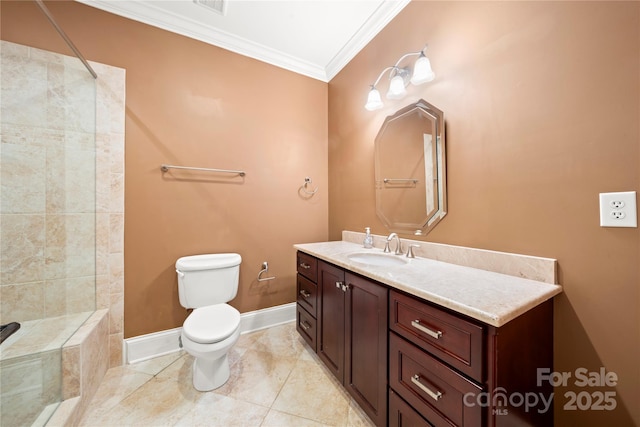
[365,45,435,111]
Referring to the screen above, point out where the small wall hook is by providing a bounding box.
[302,177,318,195]
[257,261,276,282]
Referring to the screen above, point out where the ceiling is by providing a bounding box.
[76,0,410,82]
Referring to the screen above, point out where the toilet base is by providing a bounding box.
[192,354,230,391]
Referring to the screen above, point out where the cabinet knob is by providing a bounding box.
[299,262,311,269]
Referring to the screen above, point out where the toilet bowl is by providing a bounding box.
[176,253,242,391]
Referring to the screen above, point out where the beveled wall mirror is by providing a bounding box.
[374,99,446,235]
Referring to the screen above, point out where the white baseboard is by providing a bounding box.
[124,302,296,364]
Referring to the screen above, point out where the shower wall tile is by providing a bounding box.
[92,58,126,368]
[110,214,124,253]
[94,65,126,135]
[0,214,45,285]
[110,173,124,213]
[110,134,125,174]
[95,134,111,213]
[0,282,44,323]
[44,215,66,280]
[109,252,124,295]
[44,279,67,318]
[29,46,65,65]
[109,292,124,334]
[96,275,110,311]
[64,214,95,278]
[66,276,96,314]
[96,213,110,276]
[0,56,48,127]
[0,41,29,58]
[47,63,67,130]
[44,214,95,280]
[1,124,65,151]
[64,149,96,213]
[45,145,66,213]
[0,143,46,213]
[64,70,96,134]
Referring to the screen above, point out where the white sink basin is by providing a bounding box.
[347,252,409,267]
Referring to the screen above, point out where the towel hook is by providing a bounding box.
[302,177,318,195]
[257,262,276,282]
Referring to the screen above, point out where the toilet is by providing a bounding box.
[176,253,242,391]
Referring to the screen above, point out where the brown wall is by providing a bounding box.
[329,1,639,426]
[1,1,329,338]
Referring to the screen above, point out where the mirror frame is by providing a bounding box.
[374,99,447,236]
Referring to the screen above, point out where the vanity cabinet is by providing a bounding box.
[295,251,554,427]
[310,258,389,427]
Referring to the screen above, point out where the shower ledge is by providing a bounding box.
[45,309,109,427]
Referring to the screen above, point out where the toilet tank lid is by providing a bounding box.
[176,253,242,271]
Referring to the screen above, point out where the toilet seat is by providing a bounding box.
[183,304,240,344]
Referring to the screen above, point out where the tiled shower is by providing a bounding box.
[0,39,125,425]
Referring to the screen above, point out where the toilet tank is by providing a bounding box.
[176,253,242,309]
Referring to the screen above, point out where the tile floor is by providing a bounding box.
[78,322,375,426]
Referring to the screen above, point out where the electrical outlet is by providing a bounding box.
[599,191,637,227]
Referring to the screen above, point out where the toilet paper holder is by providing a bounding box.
[257,262,276,282]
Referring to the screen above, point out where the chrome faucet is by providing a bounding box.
[384,233,403,255]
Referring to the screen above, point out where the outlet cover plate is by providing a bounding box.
[599,191,637,227]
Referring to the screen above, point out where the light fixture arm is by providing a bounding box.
[392,46,426,68]
[370,66,396,88]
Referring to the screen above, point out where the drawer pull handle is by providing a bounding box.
[299,290,311,298]
[300,321,311,331]
[299,262,311,269]
[411,374,442,401]
[411,320,443,339]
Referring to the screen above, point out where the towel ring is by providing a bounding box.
[302,177,318,195]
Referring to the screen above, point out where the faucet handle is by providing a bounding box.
[406,244,420,258]
[383,241,391,253]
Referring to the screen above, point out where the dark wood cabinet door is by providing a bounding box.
[345,272,388,427]
[389,389,434,427]
[317,260,345,382]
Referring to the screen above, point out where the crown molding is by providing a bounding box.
[76,0,408,82]
[325,0,410,81]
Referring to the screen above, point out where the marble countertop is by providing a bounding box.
[294,241,562,327]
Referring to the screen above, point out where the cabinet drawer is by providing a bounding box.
[389,388,434,427]
[296,305,317,352]
[297,274,317,317]
[389,333,482,427]
[390,290,484,382]
[297,252,317,282]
